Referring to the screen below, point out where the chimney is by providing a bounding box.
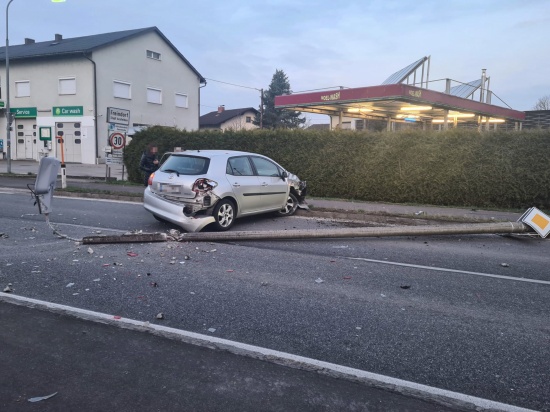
[218,105,225,113]
[24,38,35,45]
[55,34,63,42]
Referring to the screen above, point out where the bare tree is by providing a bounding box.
[533,95,550,110]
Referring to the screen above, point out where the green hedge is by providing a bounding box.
[124,126,550,210]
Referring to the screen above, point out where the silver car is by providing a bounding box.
[143,150,307,232]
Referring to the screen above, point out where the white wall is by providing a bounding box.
[93,31,202,158]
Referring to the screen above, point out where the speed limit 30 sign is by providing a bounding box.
[109,132,126,149]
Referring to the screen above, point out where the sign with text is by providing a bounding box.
[109,122,128,133]
[53,106,84,117]
[11,107,37,118]
[106,149,123,165]
[107,107,130,125]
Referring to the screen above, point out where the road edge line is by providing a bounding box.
[0,293,537,412]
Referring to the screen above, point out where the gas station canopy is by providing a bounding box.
[274,57,525,127]
[275,83,525,125]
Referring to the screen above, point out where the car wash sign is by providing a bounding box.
[53,106,83,116]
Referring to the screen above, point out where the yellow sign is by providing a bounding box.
[520,207,550,238]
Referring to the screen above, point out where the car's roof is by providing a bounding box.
[169,150,258,158]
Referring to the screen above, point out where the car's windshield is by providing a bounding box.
[159,155,210,175]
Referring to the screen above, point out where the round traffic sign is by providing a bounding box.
[109,132,125,149]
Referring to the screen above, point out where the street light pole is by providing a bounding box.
[4,0,64,173]
[5,0,14,173]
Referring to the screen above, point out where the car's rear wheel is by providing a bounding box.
[277,192,298,216]
[212,199,236,231]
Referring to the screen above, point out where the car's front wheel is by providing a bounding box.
[277,192,298,217]
[212,199,236,231]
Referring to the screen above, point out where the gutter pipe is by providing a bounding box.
[83,53,99,162]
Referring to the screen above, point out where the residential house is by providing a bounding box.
[199,106,259,131]
[0,26,205,164]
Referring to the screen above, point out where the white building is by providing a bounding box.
[0,27,205,164]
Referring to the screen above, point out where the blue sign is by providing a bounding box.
[0,139,3,150]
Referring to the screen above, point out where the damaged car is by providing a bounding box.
[143,150,307,232]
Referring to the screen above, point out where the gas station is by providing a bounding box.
[275,56,526,131]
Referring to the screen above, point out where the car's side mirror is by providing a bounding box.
[281,171,288,180]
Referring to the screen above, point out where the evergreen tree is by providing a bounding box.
[254,69,306,129]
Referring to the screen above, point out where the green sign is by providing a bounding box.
[0,101,4,108]
[11,107,37,118]
[53,106,83,117]
[39,127,52,141]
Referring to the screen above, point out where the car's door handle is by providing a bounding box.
[232,183,240,187]
[261,182,268,186]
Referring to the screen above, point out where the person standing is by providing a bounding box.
[140,143,159,186]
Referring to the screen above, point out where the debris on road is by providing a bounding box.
[343,276,352,280]
[315,278,324,284]
[208,328,216,333]
[156,313,164,320]
[87,247,94,254]
[400,285,411,289]
[501,263,510,267]
[0,232,9,239]
[66,283,75,288]
[127,252,139,257]
[28,392,58,403]
[3,284,13,293]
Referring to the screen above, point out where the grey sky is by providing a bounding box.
[9,0,550,122]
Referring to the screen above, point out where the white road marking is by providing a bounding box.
[0,293,537,412]
[348,257,550,285]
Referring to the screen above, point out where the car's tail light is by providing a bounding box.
[148,172,155,186]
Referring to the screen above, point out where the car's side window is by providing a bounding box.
[250,156,280,177]
[227,156,254,176]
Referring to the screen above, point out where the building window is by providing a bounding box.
[146,50,161,60]
[355,119,364,130]
[147,87,162,104]
[341,121,351,130]
[15,81,30,97]
[175,93,188,108]
[113,80,131,99]
[246,116,252,123]
[59,77,76,95]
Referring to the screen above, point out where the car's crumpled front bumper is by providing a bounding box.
[287,173,308,209]
[143,187,215,232]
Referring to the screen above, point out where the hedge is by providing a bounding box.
[124,126,550,210]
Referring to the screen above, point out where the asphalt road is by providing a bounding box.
[1,192,549,411]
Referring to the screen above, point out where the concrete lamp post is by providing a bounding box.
[5,0,65,173]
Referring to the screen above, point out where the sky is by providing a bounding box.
[8,0,550,124]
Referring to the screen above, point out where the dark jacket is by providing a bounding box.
[140,152,159,174]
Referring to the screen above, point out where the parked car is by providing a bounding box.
[143,150,307,232]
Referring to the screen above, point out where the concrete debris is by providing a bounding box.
[66,283,75,288]
[208,328,216,333]
[315,278,324,284]
[156,313,164,320]
[501,263,510,267]
[87,247,94,254]
[3,285,13,293]
[28,392,58,403]
[0,233,8,239]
